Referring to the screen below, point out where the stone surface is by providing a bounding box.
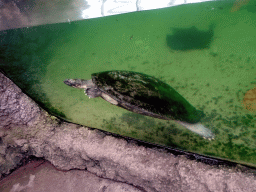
[0,160,142,192]
[0,71,256,192]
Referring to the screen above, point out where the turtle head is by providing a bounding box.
[64,79,93,89]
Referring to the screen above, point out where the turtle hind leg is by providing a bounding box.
[85,88,102,98]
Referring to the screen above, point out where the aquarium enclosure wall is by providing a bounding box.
[0,0,256,167]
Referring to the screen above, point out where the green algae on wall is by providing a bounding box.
[0,0,256,167]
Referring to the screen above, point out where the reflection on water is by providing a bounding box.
[0,1,256,167]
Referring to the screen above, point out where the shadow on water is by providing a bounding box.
[121,113,156,130]
[166,24,215,51]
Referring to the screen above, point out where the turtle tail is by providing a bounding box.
[176,121,214,140]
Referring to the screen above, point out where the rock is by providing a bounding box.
[0,72,41,128]
[0,71,256,192]
[0,160,142,192]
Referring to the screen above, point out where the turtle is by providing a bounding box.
[64,70,214,139]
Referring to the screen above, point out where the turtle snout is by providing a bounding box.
[64,79,80,88]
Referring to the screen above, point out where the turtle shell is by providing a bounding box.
[92,70,204,123]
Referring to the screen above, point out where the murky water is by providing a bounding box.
[1,1,256,166]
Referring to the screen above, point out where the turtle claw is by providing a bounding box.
[84,90,91,99]
[204,137,214,141]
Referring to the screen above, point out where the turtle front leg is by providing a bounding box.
[85,88,102,98]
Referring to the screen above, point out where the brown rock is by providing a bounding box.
[243,87,256,112]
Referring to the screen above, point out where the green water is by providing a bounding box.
[1,1,256,166]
